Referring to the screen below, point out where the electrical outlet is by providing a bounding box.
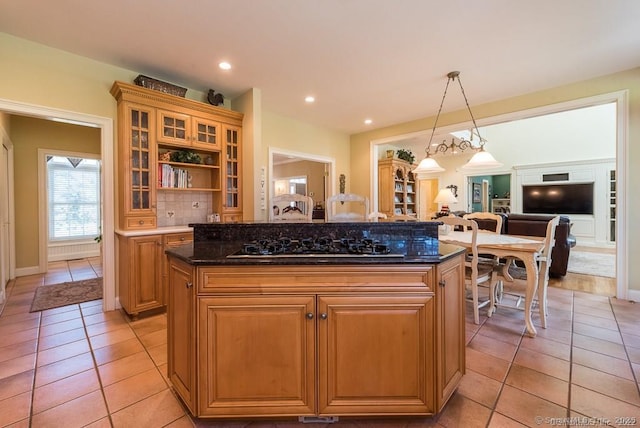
[166,211,175,218]
[192,201,200,209]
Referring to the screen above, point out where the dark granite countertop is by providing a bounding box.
[165,220,463,265]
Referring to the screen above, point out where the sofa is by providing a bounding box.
[451,212,576,277]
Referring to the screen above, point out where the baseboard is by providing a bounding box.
[15,266,42,277]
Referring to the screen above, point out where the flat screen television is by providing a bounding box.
[522,183,594,215]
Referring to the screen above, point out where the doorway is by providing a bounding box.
[0,98,116,311]
[269,148,335,221]
[0,135,13,304]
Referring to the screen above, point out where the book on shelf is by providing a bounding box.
[159,163,190,188]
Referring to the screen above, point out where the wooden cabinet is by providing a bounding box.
[111,81,243,229]
[157,110,222,151]
[378,158,418,219]
[166,260,464,419]
[198,295,316,417]
[116,103,157,230]
[117,230,193,318]
[117,234,164,317]
[318,295,435,415]
[167,257,197,414]
[435,253,465,409]
[222,124,242,222]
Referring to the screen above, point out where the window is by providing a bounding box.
[47,155,101,241]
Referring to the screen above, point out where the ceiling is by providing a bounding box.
[1,0,639,135]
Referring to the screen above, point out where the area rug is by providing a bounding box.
[30,277,102,312]
[567,251,615,278]
[505,250,616,279]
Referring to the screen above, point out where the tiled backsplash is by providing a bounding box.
[156,191,213,227]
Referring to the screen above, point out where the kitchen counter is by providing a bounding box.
[166,221,466,420]
[115,225,193,237]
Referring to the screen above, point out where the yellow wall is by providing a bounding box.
[261,109,350,220]
[11,116,100,268]
[351,67,640,289]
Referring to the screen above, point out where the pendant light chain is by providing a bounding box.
[454,74,486,149]
[425,76,453,154]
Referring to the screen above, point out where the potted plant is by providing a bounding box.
[396,149,415,164]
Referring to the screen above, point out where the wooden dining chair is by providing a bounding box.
[326,193,369,222]
[440,216,495,324]
[463,212,503,233]
[489,216,560,327]
[269,193,314,222]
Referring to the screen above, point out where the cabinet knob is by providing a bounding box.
[306,312,314,319]
[320,313,328,320]
[439,280,446,287]
[138,220,144,225]
[185,282,193,289]
[180,237,185,241]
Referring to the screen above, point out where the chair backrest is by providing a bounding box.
[440,216,480,268]
[463,212,503,233]
[269,193,314,222]
[540,215,561,261]
[326,193,369,222]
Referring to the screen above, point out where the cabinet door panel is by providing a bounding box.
[167,259,196,413]
[192,117,221,150]
[318,295,435,415]
[158,110,191,146]
[198,296,315,417]
[131,235,163,309]
[436,254,465,410]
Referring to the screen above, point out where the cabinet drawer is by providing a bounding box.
[164,232,193,247]
[125,216,157,229]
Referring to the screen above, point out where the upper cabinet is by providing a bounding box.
[222,124,242,222]
[111,81,244,229]
[157,110,222,151]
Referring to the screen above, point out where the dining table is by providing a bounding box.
[439,229,546,337]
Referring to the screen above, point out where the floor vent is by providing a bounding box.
[298,416,339,423]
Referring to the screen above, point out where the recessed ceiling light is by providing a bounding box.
[219,62,231,70]
[304,96,315,103]
[364,119,373,125]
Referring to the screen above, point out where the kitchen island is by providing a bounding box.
[165,221,465,421]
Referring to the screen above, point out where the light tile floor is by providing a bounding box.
[0,259,639,427]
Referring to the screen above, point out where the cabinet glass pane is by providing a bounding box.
[132,191,140,209]
[132,171,140,187]
[141,151,148,169]
[131,131,139,148]
[131,150,140,168]
[142,192,149,209]
[141,130,148,149]
[142,171,149,187]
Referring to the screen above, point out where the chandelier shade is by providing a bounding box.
[413,153,445,173]
[460,148,503,170]
[414,71,502,172]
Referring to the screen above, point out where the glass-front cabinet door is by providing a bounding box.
[222,125,242,222]
[157,110,191,146]
[192,116,221,151]
[122,104,156,229]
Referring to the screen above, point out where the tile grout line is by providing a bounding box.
[80,303,115,428]
[609,298,640,397]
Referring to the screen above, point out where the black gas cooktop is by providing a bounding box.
[226,236,404,259]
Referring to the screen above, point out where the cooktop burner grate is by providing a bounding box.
[227,236,403,258]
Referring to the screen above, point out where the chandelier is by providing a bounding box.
[413,71,503,173]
